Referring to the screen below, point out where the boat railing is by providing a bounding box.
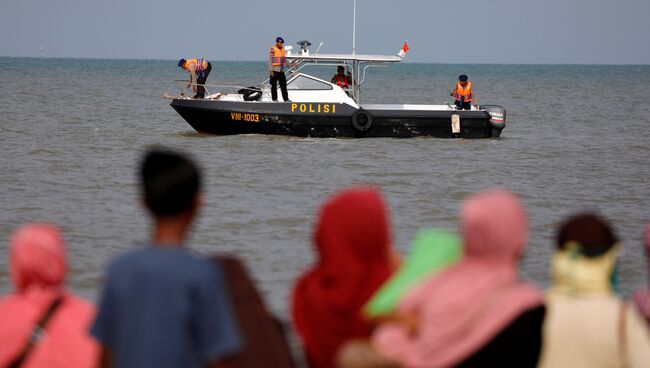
[258,59,306,90]
[164,80,264,101]
[278,57,397,103]
[164,59,362,101]
[252,59,361,100]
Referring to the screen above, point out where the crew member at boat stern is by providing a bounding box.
[178,58,212,99]
[269,37,290,102]
[451,74,477,110]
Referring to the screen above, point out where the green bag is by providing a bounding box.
[363,229,462,318]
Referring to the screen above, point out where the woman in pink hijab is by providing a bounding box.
[0,224,98,368]
[633,222,650,324]
[371,189,544,367]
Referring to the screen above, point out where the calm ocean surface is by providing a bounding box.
[1,58,649,321]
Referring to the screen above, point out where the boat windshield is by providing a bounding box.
[287,75,333,90]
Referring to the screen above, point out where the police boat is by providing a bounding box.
[168,43,506,138]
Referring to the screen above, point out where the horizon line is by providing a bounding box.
[1,55,649,67]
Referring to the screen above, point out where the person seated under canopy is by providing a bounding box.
[331,66,353,90]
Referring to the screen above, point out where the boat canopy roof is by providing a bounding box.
[286,53,403,63]
[282,49,406,103]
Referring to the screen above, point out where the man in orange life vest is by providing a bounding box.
[178,58,212,99]
[269,37,290,102]
[450,74,477,110]
[331,66,352,90]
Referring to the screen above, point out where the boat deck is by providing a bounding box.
[362,104,475,111]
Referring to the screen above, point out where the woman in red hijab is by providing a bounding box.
[292,186,396,368]
[0,224,98,368]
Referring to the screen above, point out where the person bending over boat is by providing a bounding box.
[269,37,291,102]
[331,66,353,90]
[91,148,242,368]
[178,58,212,99]
[450,74,477,110]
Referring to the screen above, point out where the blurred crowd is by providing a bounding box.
[1,147,649,368]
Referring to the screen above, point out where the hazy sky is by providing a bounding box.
[1,0,649,64]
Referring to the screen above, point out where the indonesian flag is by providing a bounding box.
[398,41,410,58]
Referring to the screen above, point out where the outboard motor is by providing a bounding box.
[480,105,507,138]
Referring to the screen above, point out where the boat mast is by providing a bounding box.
[352,0,357,56]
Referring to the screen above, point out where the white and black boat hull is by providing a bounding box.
[170,99,506,138]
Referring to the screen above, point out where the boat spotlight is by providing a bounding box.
[297,40,312,55]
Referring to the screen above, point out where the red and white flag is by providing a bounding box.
[398,41,410,58]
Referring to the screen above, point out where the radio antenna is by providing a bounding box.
[352,0,357,55]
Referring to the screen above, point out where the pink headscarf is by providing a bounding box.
[0,224,98,367]
[632,222,650,324]
[9,224,67,292]
[373,189,543,367]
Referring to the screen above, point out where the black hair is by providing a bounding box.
[140,148,201,217]
[556,213,618,256]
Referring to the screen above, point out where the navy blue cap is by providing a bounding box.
[178,59,186,67]
[276,37,284,43]
[459,74,468,82]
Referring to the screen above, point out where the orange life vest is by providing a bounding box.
[270,46,286,67]
[335,74,349,89]
[184,58,208,73]
[454,81,473,102]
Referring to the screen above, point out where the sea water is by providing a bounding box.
[1,58,649,319]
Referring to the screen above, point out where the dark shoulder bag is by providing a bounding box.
[8,296,64,368]
[213,255,296,368]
